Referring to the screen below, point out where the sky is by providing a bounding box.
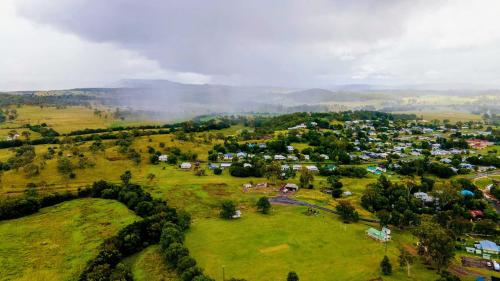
[1,0,500,91]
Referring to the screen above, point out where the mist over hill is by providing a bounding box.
[2,79,499,119]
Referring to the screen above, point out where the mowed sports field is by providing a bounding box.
[0,198,139,281]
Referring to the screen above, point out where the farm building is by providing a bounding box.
[366,227,391,242]
[180,162,192,169]
[255,182,268,188]
[477,240,499,255]
[281,183,299,192]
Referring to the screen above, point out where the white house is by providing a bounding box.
[274,155,286,160]
[306,165,319,172]
[287,145,294,152]
[232,210,242,219]
[180,162,192,169]
[414,192,434,203]
[158,155,168,162]
[319,154,329,160]
[220,163,232,169]
[243,163,253,168]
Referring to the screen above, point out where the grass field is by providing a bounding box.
[0,106,119,134]
[186,205,438,281]
[394,111,482,122]
[0,198,139,281]
[124,245,177,281]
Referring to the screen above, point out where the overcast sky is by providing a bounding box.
[1,0,500,91]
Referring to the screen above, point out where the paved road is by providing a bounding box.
[471,170,500,213]
[269,196,379,223]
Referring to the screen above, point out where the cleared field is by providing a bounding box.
[0,106,118,134]
[394,111,482,122]
[0,198,139,281]
[186,205,438,281]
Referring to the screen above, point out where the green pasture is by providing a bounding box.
[186,205,439,281]
[0,198,139,281]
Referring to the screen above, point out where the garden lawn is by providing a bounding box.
[186,205,438,281]
[0,198,139,281]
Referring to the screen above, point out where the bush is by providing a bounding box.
[256,197,271,214]
[380,255,392,275]
[220,200,236,219]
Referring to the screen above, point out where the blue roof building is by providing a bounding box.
[460,190,474,197]
[478,240,499,254]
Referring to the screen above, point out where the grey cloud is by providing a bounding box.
[15,0,421,86]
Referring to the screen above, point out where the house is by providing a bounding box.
[236,152,247,158]
[288,123,307,130]
[367,166,384,175]
[281,164,290,171]
[478,240,499,255]
[366,227,391,242]
[158,155,168,162]
[319,154,329,160]
[441,158,452,164]
[243,163,252,168]
[243,183,252,189]
[287,145,294,152]
[414,192,434,203]
[459,163,474,170]
[288,155,298,161]
[263,155,272,160]
[6,133,20,141]
[303,155,310,161]
[306,165,319,172]
[220,163,232,169]
[469,210,484,219]
[232,210,242,219]
[343,191,352,197]
[274,155,286,160]
[224,153,233,160]
[292,164,302,171]
[255,182,268,188]
[324,165,336,172]
[180,162,192,169]
[208,163,219,170]
[467,139,493,149]
[281,183,299,192]
[460,190,475,197]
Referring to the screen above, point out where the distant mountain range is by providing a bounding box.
[2,79,499,118]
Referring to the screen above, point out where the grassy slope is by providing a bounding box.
[0,106,117,134]
[0,198,139,281]
[186,205,438,281]
[124,245,177,281]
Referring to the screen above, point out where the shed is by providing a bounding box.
[366,227,390,242]
[479,240,499,254]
